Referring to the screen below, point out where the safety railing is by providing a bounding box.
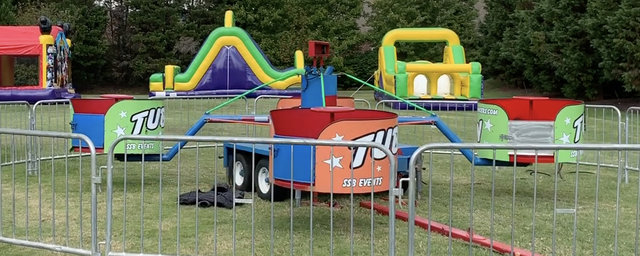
[105,135,398,256]
[0,128,98,255]
[626,107,640,179]
[407,143,640,256]
[150,95,250,137]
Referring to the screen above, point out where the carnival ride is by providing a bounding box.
[68,10,584,256]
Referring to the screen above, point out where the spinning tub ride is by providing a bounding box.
[269,107,398,194]
[222,70,419,201]
[70,94,165,155]
[476,96,584,164]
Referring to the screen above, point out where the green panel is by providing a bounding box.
[172,65,181,75]
[149,73,163,83]
[477,103,510,161]
[396,61,406,74]
[554,104,585,162]
[469,74,483,98]
[104,100,165,154]
[395,74,408,97]
[450,45,466,64]
[470,62,482,74]
[382,46,397,75]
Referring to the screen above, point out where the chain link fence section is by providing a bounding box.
[104,135,398,256]
[0,128,98,255]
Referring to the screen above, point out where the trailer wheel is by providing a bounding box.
[254,159,287,201]
[228,153,252,191]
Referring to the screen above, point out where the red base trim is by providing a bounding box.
[273,179,313,191]
[360,201,541,256]
[509,154,555,163]
[72,147,104,153]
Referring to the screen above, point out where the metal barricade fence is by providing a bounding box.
[0,128,98,255]
[105,135,398,256]
[354,98,372,109]
[0,102,32,167]
[627,107,640,177]
[407,143,640,256]
[583,105,623,168]
[30,100,74,173]
[31,99,72,133]
[150,95,250,137]
[375,100,478,148]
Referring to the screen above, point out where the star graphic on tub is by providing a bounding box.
[376,166,382,172]
[559,133,571,144]
[564,117,571,125]
[323,154,343,169]
[120,111,127,118]
[484,119,493,131]
[332,133,344,141]
[113,125,126,137]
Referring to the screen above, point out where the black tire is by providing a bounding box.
[254,158,288,201]
[227,153,252,191]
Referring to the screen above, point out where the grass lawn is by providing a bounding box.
[0,86,638,255]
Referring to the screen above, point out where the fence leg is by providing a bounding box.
[27,108,39,175]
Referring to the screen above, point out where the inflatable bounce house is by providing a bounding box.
[374,28,482,110]
[149,11,303,97]
[0,17,77,103]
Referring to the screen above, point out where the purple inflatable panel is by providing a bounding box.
[149,89,300,98]
[0,88,80,104]
[195,46,264,91]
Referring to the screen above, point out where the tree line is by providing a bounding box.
[0,0,637,99]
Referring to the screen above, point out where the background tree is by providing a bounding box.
[478,0,522,83]
[66,1,108,90]
[126,0,185,85]
[0,0,17,25]
[590,0,640,94]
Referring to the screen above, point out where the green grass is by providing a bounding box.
[0,88,638,255]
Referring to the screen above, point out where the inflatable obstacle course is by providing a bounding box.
[149,10,304,97]
[373,28,482,110]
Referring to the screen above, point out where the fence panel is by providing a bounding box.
[407,143,640,256]
[0,128,98,255]
[375,100,478,147]
[151,95,250,137]
[104,135,398,256]
[32,99,72,133]
[581,105,623,169]
[627,107,640,178]
[0,102,32,167]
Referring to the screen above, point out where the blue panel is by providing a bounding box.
[222,142,271,168]
[301,67,338,108]
[272,138,315,183]
[397,144,419,174]
[71,114,104,148]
